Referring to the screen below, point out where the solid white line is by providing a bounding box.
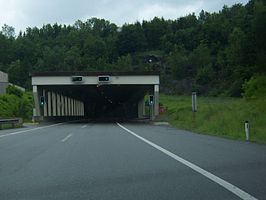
[117,123,257,200]
[81,125,87,129]
[61,134,72,142]
[0,122,65,139]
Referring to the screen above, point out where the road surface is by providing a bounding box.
[0,121,266,200]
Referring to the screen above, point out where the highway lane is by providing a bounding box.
[0,122,265,200]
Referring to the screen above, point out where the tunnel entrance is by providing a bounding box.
[85,85,153,119]
[39,84,153,119]
[32,72,159,121]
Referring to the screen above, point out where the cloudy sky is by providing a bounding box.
[0,0,249,33]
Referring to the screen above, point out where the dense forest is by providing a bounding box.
[0,0,265,96]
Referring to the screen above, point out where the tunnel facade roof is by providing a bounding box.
[31,71,160,77]
[32,71,160,85]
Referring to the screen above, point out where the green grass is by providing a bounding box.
[160,94,266,143]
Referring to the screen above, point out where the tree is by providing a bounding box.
[7,60,27,87]
[117,22,147,55]
[6,85,23,97]
[225,28,246,66]
[253,0,266,73]
[87,18,118,38]
[36,46,65,71]
[113,54,133,71]
[167,45,189,79]
[1,24,15,38]
[0,32,14,65]
[64,47,82,71]
[0,2,264,96]
[142,17,169,49]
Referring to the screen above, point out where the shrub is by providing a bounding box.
[0,91,33,119]
[6,85,23,97]
[242,75,266,99]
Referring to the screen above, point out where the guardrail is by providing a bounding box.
[0,118,23,130]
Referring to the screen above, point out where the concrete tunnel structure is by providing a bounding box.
[31,72,160,121]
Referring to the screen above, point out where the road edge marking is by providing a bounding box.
[0,122,65,138]
[81,125,87,129]
[61,134,73,142]
[117,122,257,200]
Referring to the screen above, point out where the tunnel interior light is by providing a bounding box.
[72,76,83,83]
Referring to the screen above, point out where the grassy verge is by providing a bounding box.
[159,94,266,143]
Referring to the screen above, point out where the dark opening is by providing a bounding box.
[40,84,153,120]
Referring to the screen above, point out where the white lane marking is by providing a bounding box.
[61,134,72,142]
[0,122,65,139]
[117,123,257,200]
[81,125,87,129]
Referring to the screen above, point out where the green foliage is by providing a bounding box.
[1,24,15,38]
[117,22,147,55]
[0,91,33,119]
[0,1,265,96]
[6,85,23,97]
[253,0,266,72]
[113,54,133,71]
[242,75,266,99]
[160,94,266,143]
[143,17,169,49]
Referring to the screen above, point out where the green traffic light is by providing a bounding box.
[40,96,45,106]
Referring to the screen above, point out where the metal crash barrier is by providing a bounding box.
[0,118,23,129]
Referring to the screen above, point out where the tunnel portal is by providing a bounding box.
[32,72,159,121]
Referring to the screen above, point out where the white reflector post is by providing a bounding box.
[192,92,197,112]
[245,121,250,141]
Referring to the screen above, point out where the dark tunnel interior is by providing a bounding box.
[40,85,153,120]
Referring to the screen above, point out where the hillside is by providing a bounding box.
[0,0,265,96]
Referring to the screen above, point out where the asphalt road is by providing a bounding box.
[0,121,266,200]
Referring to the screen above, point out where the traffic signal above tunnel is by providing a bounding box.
[40,96,45,106]
[149,95,154,105]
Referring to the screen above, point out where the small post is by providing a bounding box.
[245,121,250,141]
[192,92,197,112]
[150,105,154,120]
[32,108,36,122]
[149,95,154,120]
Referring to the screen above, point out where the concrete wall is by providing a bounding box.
[0,71,25,94]
[8,83,25,92]
[32,75,159,85]
[0,71,8,95]
[32,86,85,121]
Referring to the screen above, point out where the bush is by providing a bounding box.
[6,85,23,97]
[242,75,266,99]
[0,91,33,119]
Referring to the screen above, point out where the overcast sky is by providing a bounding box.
[0,0,249,33]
